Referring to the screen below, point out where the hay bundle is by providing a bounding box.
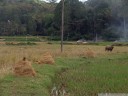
[85,49,96,58]
[38,52,55,64]
[14,57,36,77]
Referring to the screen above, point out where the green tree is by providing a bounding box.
[54,0,86,40]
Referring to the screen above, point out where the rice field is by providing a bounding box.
[0,37,128,96]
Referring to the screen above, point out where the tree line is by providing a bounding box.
[0,0,128,41]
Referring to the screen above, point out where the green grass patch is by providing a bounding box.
[0,53,128,96]
[48,41,128,46]
[53,53,128,96]
[0,64,60,96]
[0,36,48,42]
[5,37,40,42]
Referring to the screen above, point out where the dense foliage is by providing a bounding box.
[0,0,56,36]
[0,0,128,41]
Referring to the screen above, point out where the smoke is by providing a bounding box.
[110,0,128,42]
[120,19,128,42]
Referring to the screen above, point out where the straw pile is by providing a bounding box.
[37,52,55,64]
[14,57,36,77]
[85,49,96,58]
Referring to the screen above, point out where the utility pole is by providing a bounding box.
[123,17,127,41]
[93,8,98,42]
[61,0,64,52]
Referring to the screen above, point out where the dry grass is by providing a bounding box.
[37,52,55,64]
[84,48,96,58]
[13,57,36,77]
[0,42,128,77]
[0,66,12,79]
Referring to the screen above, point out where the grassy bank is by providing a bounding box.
[53,53,128,96]
[0,53,128,96]
[0,64,59,96]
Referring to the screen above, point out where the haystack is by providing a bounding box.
[85,49,96,58]
[14,57,36,77]
[37,52,55,64]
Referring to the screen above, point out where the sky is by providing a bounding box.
[57,0,87,2]
[44,0,87,3]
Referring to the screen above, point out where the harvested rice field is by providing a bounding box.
[0,38,128,96]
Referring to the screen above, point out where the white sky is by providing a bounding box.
[44,0,87,3]
[57,0,87,2]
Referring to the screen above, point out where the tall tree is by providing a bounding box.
[54,0,85,40]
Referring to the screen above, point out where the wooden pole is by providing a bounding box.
[61,0,64,52]
[123,17,126,41]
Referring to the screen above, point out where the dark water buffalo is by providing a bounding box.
[105,45,114,52]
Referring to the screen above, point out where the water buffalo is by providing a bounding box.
[105,45,114,52]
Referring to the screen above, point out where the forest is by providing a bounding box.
[0,0,128,41]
